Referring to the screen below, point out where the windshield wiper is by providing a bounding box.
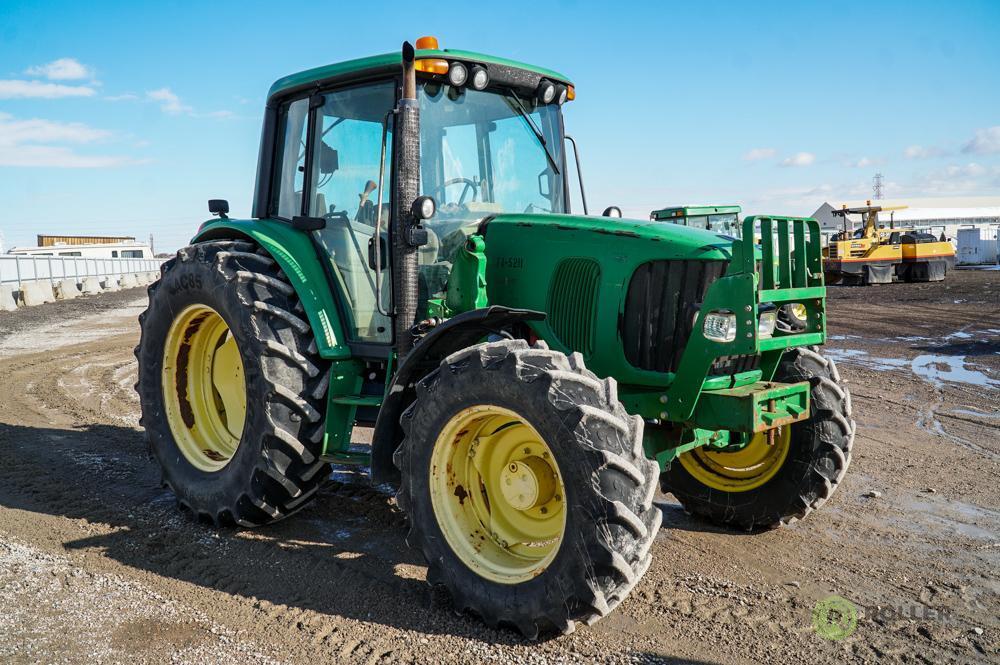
[503,92,560,175]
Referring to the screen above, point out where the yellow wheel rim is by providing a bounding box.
[678,427,792,493]
[161,304,247,473]
[429,405,567,584]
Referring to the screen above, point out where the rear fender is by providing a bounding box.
[193,218,351,359]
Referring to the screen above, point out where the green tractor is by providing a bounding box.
[651,204,743,237]
[136,36,854,638]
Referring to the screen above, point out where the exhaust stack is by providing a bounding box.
[391,41,421,356]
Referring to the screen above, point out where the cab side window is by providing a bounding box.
[274,98,309,219]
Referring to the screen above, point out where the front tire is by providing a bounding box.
[136,240,330,526]
[661,347,855,530]
[394,340,661,638]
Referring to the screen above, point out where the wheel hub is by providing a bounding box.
[500,457,556,511]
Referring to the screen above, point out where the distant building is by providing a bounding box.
[36,234,137,247]
[8,234,153,260]
[811,196,1000,265]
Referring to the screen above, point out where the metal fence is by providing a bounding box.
[0,255,165,289]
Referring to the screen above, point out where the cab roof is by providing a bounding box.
[267,48,573,102]
[651,205,742,220]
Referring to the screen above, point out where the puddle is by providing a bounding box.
[827,347,999,389]
[848,328,1000,347]
[899,496,1000,542]
[950,408,1000,420]
[912,354,1000,389]
[824,348,910,372]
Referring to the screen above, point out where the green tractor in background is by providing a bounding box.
[136,36,854,638]
[651,204,743,237]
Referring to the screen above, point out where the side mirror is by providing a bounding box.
[368,235,387,271]
[319,142,339,175]
[208,199,229,217]
[291,215,326,231]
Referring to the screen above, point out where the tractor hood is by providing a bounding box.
[478,212,737,387]
[483,213,735,262]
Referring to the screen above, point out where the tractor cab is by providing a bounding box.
[259,35,573,346]
[651,205,742,238]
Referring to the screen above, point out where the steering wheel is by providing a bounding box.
[429,177,479,206]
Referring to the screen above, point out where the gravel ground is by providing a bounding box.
[0,273,997,664]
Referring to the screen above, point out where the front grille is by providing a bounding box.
[621,260,726,373]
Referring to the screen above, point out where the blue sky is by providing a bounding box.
[0,0,998,252]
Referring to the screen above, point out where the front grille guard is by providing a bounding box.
[663,215,826,422]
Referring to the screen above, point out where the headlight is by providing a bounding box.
[758,309,777,338]
[537,80,556,104]
[447,61,468,87]
[412,195,436,220]
[703,311,736,343]
[470,65,489,90]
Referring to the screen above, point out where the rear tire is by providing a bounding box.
[394,339,661,637]
[661,347,854,530]
[136,240,330,526]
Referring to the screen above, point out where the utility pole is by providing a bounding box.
[872,172,884,200]
[149,233,155,255]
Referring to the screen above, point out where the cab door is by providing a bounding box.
[272,81,397,350]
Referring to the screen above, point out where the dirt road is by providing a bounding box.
[1,273,997,664]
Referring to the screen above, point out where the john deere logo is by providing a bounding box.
[812,595,858,641]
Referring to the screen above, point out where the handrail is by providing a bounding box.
[372,109,393,317]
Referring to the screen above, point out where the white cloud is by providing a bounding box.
[0,114,110,144]
[144,88,232,119]
[105,93,139,101]
[0,112,133,168]
[962,126,1000,155]
[0,144,133,168]
[904,144,947,160]
[780,152,815,167]
[742,147,776,161]
[146,87,193,114]
[849,157,872,168]
[907,162,1000,195]
[0,80,96,99]
[25,57,93,81]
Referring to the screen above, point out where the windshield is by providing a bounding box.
[708,213,740,236]
[419,82,565,258]
[670,213,740,237]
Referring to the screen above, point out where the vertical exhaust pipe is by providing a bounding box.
[392,42,421,357]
